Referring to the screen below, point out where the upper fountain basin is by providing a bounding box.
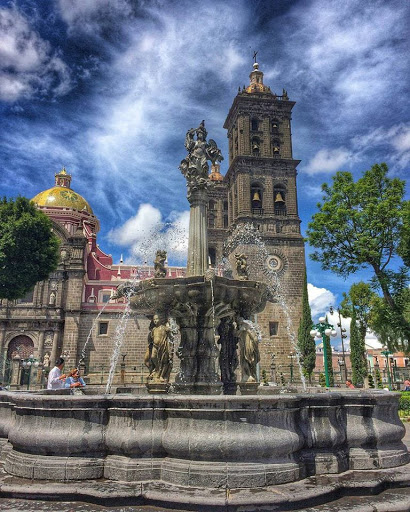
[125,275,268,316]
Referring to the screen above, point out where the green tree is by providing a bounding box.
[322,331,334,386]
[368,272,410,351]
[297,270,315,382]
[350,309,367,386]
[306,163,409,344]
[0,197,60,300]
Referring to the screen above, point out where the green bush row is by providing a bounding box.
[399,392,410,412]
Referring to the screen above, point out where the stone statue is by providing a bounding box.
[235,253,249,281]
[179,121,223,197]
[154,250,167,278]
[237,317,260,383]
[43,352,50,367]
[49,291,56,306]
[145,313,173,384]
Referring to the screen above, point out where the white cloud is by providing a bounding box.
[304,147,353,175]
[57,0,133,35]
[307,283,336,317]
[0,6,72,102]
[284,0,409,123]
[107,204,189,264]
[352,123,410,169]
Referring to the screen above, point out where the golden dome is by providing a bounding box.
[32,186,93,213]
[32,168,93,214]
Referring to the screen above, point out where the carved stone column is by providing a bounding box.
[186,189,209,277]
[50,330,59,366]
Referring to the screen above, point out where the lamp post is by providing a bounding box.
[21,354,40,390]
[288,352,295,383]
[329,306,348,380]
[310,316,337,388]
[381,346,393,390]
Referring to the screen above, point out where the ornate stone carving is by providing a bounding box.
[179,121,223,199]
[236,317,260,383]
[154,250,167,278]
[235,253,249,280]
[145,313,174,385]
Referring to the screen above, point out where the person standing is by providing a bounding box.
[47,357,66,390]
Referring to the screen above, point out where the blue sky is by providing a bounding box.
[0,0,409,324]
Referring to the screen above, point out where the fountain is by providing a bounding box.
[113,121,268,396]
[0,122,408,510]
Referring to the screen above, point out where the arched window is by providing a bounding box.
[208,200,216,211]
[251,118,259,131]
[274,185,287,215]
[251,183,263,214]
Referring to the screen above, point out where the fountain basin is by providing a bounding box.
[1,391,408,488]
[127,275,268,316]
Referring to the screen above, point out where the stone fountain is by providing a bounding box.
[115,120,267,395]
[0,122,409,510]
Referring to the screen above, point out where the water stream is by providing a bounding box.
[224,223,307,390]
[78,301,110,366]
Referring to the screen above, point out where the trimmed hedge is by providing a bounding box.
[399,391,410,413]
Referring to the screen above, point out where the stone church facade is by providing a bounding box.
[0,62,305,388]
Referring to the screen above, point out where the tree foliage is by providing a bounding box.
[297,270,315,381]
[322,333,334,387]
[349,309,367,386]
[307,163,409,347]
[0,197,60,300]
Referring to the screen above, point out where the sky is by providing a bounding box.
[0,0,409,342]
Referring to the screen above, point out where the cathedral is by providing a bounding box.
[0,61,305,388]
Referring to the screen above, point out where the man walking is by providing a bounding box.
[47,357,66,390]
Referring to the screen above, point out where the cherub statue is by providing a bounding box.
[154,250,167,278]
[235,253,249,281]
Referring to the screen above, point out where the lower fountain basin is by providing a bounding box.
[1,390,408,488]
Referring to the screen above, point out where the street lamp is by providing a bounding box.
[21,354,40,390]
[310,316,337,388]
[329,306,348,381]
[381,346,393,390]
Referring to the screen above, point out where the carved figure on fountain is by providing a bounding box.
[146,313,173,388]
[154,250,167,278]
[218,316,239,394]
[237,317,260,383]
[179,120,223,200]
[235,253,249,281]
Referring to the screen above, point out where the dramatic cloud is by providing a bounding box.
[352,123,410,170]
[0,6,71,101]
[304,147,353,175]
[307,284,336,318]
[107,204,189,264]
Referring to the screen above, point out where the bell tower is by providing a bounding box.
[222,60,306,380]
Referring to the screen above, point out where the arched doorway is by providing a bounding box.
[6,335,35,386]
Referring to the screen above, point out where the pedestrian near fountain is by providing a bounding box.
[403,379,410,391]
[64,368,86,391]
[345,379,355,389]
[47,357,66,390]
